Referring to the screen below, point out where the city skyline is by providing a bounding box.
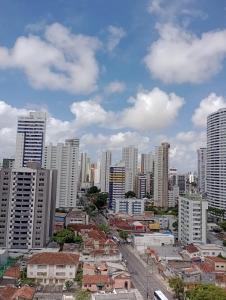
[1,1,226,171]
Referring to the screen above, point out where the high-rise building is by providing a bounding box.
[109,164,125,208]
[135,173,152,199]
[0,163,57,250]
[154,143,170,208]
[207,108,226,212]
[112,198,145,215]
[169,168,177,189]
[122,146,138,192]
[197,147,207,195]
[79,153,91,189]
[2,158,15,169]
[178,195,208,245]
[177,174,186,195]
[141,153,154,174]
[15,112,47,168]
[44,139,80,208]
[100,151,112,193]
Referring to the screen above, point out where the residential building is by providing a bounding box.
[112,198,145,215]
[132,232,174,253]
[44,138,79,208]
[178,195,208,245]
[27,252,79,285]
[168,186,179,208]
[80,152,91,189]
[154,143,170,208]
[0,286,35,300]
[15,111,47,168]
[135,173,153,198]
[197,148,207,195]
[207,108,226,212]
[0,163,57,250]
[177,174,186,195]
[122,146,138,192]
[169,168,177,189]
[65,209,89,226]
[141,153,154,174]
[109,164,125,208]
[100,151,112,193]
[2,158,15,169]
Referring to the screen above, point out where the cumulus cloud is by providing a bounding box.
[121,87,184,130]
[107,25,126,52]
[0,22,101,94]
[192,93,226,127]
[144,23,226,84]
[104,81,126,94]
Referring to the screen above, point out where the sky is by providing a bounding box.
[1,0,226,171]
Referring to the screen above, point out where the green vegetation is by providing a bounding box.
[220,221,226,232]
[85,203,97,217]
[98,224,110,234]
[75,290,91,300]
[168,277,185,300]
[20,268,35,286]
[172,221,178,230]
[119,230,128,240]
[75,268,83,286]
[187,284,226,300]
[125,191,136,198]
[94,192,108,209]
[145,206,178,216]
[86,186,100,195]
[208,207,225,218]
[223,240,226,247]
[64,280,73,290]
[52,228,83,251]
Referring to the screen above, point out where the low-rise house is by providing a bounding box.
[66,209,89,226]
[83,274,112,292]
[181,244,200,260]
[27,252,79,285]
[0,286,35,300]
[3,265,21,281]
[205,256,226,272]
[182,244,225,260]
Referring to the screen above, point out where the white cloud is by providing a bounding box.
[121,87,184,130]
[107,25,126,52]
[192,93,226,127]
[104,81,126,94]
[144,23,226,84]
[0,22,101,94]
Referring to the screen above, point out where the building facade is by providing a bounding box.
[197,148,207,195]
[0,163,56,250]
[44,139,79,208]
[109,165,125,208]
[141,153,154,174]
[154,143,170,208]
[135,173,152,199]
[80,153,91,189]
[178,195,208,245]
[15,111,47,168]
[100,151,112,193]
[122,146,138,192]
[207,108,226,212]
[112,198,145,215]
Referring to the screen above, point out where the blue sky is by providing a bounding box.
[1,0,226,171]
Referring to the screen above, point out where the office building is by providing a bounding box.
[15,111,47,168]
[207,108,226,212]
[44,139,80,208]
[178,195,208,245]
[0,163,57,249]
[109,164,125,208]
[197,148,207,195]
[100,151,112,193]
[122,146,138,192]
[112,198,145,215]
[154,143,170,208]
[141,153,154,174]
[135,173,152,199]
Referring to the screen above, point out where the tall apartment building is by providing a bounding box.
[109,164,125,208]
[197,147,207,195]
[100,151,112,193]
[135,173,152,199]
[122,146,138,192]
[112,198,145,215]
[154,143,170,208]
[177,174,186,195]
[0,163,57,250]
[44,139,79,208]
[2,158,15,169]
[79,153,91,189]
[15,112,47,168]
[207,108,226,212]
[141,153,154,174]
[178,195,208,245]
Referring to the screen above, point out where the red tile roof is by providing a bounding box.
[28,252,79,265]
[4,266,20,279]
[198,262,214,273]
[185,244,199,254]
[0,286,35,300]
[83,274,111,285]
[206,256,226,263]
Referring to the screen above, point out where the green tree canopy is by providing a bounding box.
[119,230,128,240]
[94,192,108,209]
[76,290,91,300]
[98,224,110,234]
[52,228,82,251]
[87,186,100,195]
[125,191,136,198]
[187,284,226,300]
[220,221,226,232]
[169,277,185,300]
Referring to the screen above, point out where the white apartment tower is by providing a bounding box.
[197,147,207,195]
[100,151,112,193]
[141,153,154,174]
[15,111,47,168]
[178,195,208,245]
[207,108,226,212]
[122,146,138,192]
[44,139,80,208]
[80,153,91,188]
[154,143,170,208]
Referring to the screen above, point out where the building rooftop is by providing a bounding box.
[83,274,110,285]
[28,252,79,265]
[0,286,35,300]
[182,194,205,201]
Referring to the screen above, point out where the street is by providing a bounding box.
[119,244,173,300]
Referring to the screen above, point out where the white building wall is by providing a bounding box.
[113,198,145,215]
[100,151,112,193]
[133,233,174,253]
[122,146,138,192]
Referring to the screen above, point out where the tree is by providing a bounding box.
[64,280,73,291]
[52,228,76,251]
[172,221,178,230]
[87,186,100,195]
[220,221,226,232]
[94,193,108,210]
[169,277,185,300]
[119,230,128,240]
[223,240,226,247]
[187,284,226,300]
[76,290,91,300]
[98,224,110,234]
[125,191,136,198]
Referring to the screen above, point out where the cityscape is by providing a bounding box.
[0,1,226,300]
